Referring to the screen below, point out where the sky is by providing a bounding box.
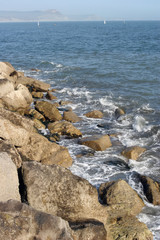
[0,0,160,20]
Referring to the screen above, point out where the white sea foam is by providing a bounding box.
[132,115,148,132]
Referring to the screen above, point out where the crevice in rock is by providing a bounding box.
[18,167,28,204]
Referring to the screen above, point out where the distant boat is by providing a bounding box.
[37,21,40,27]
[104,20,106,24]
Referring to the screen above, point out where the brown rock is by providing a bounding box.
[140,176,160,205]
[0,200,73,240]
[48,121,82,138]
[33,118,45,130]
[106,215,153,240]
[1,84,33,112]
[46,91,57,100]
[0,62,17,79]
[63,110,81,123]
[84,110,103,119]
[31,91,44,98]
[22,161,107,223]
[70,220,107,240]
[18,132,72,168]
[35,100,62,121]
[115,108,125,119]
[121,146,146,160]
[80,135,112,151]
[0,139,22,168]
[99,179,144,217]
[27,108,45,122]
[60,100,72,105]
[0,153,20,201]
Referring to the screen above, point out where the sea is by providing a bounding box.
[0,21,160,239]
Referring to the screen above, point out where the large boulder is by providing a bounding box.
[0,78,14,98]
[0,62,17,79]
[140,176,160,205]
[70,220,107,240]
[63,110,81,123]
[35,100,62,121]
[0,152,20,201]
[27,108,46,122]
[48,121,82,138]
[121,146,146,160]
[99,179,144,217]
[84,110,103,119]
[1,84,33,112]
[80,135,112,151]
[0,139,22,168]
[106,215,153,240]
[22,161,107,223]
[0,200,73,240]
[18,132,73,168]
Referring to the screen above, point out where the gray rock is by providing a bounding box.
[0,152,20,201]
[0,199,73,240]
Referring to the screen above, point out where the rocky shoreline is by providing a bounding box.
[0,61,159,239]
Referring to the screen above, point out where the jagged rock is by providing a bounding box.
[0,62,18,79]
[70,220,107,240]
[18,132,72,168]
[46,90,57,100]
[115,108,125,119]
[0,108,35,133]
[1,84,33,112]
[35,100,62,121]
[99,179,144,217]
[121,146,146,160]
[106,215,153,240]
[0,200,73,240]
[31,91,44,98]
[48,121,82,138]
[33,118,46,130]
[27,108,45,122]
[84,110,103,119]
[0,115,30,147]
[80,135,112,151]
[63,110,81,123]
[140,176,160,205]
[22,161,107,223]
[0,153,20,201]
[0,139,22,168]
[0,78,14,98]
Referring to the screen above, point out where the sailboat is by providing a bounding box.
[37,21,40,27]
[104,20,106,24]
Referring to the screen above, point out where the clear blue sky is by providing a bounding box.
[0,0,160,20]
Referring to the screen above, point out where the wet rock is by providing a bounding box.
[0,200,73,240]
[1,84,33,113]
[121,146,146,160]
[48,121,82,138]
[63,109,81,123]
[70,220,107,240]
[0,78,14,98]
[140,176,160,205]
[0,152,20,201]
[22,161,107,223]
[27,108,46,122]
[0,139,22,168]
[46,90,57,100]
[35,100,62,121]
[106,215,153,240]
[18,132,73,168]
[115,108,125,119]
[59,100,72,105]
[31,91,44,98]
[99,179,144,217]
[84,110,103,119]
[80,135,112,151]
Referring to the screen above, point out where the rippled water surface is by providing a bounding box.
[0,21,160,239]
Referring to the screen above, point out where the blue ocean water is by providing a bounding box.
[0,21,160,238]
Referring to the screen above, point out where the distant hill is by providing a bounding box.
[0,9,69,22]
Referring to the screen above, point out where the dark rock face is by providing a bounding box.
[0,200,74,240]
[70,220,107,240]
[140,176,160,205]
[22,161,107,223]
